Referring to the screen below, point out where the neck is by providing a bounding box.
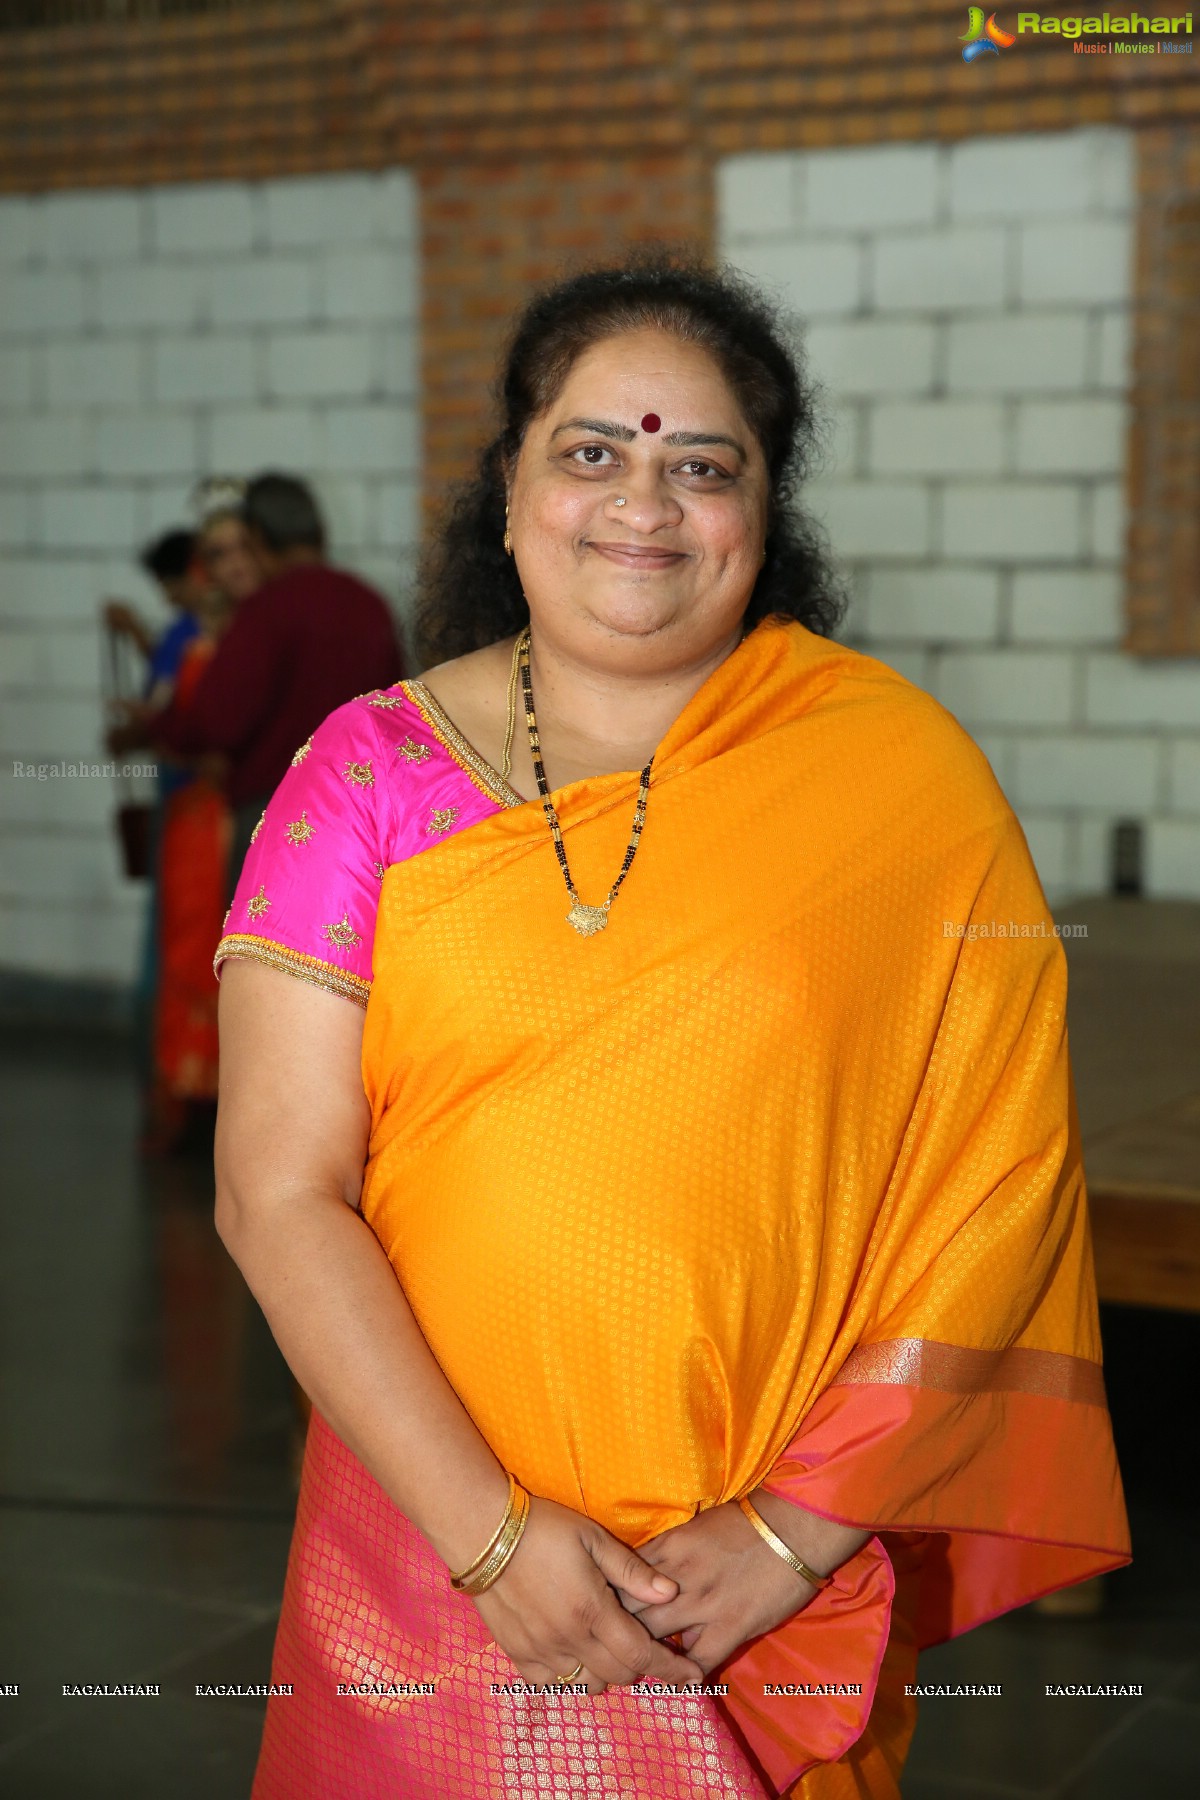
[265,546,324,577]
[523,619,746,764]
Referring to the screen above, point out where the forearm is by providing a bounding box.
[748,1485,871,1579]
[217,1183,509,1573]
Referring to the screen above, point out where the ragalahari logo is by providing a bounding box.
[960,7,1018,56]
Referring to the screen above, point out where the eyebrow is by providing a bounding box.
[550,417,748,458]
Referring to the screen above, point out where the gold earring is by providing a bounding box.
[503,502,513,558]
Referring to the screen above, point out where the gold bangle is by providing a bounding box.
[737,1495,833,1591]
[461,1484,529,1594]
[449,1473,517,1588]
[449,1475,531,1595]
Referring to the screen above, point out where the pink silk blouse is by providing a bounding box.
[215,680,520,1004]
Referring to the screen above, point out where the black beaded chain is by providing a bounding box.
[517,628,653,936]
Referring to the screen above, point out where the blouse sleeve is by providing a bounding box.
[214,699,394,1007]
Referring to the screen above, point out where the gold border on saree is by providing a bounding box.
[831,1338,1108,1407]
[400,680,526,811]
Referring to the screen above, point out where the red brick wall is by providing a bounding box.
[421,152,712,500]
[2,1,1197,650]
[1128,124,1200,655]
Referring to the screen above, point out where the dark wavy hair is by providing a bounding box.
[413,250,848,666]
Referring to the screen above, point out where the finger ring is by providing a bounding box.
[555,1661,585,1684]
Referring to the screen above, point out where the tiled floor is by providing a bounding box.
[0,1028,295,1798]
[902,1499,1199,1798]
[902,1294,1200,1800]
[0,1027,1196,1797]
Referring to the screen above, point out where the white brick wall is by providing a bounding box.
[725,240,863,317]
[935,649,1076,729]
[868,400,1005,476]
[800,319,938,395]
[0,170,421,986]
[804,144,941,233]
[946,314,1091,392]
[859,566,1001,644]
[872,227,1007,312]
[941,483,1083,562]
[1018,221,1131,306]
[721,125,1200,903]
[149,183,257,255]
[1168,740,1200,814]
[1010,570,1122,644]
[40,191,143,263]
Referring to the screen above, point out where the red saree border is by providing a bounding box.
[719,1535,897,1794]
[830,1337,1107,1407]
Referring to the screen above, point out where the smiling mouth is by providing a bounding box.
[590,542,687,567]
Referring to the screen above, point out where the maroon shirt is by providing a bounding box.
[156,562,403,805]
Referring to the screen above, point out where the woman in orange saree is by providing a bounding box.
[214,259,1128,1799]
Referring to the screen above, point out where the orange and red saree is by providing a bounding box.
[235,615,1127,1798]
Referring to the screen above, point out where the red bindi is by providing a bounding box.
[640,413,661,433]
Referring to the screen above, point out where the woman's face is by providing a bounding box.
[507,328,770,673]
[200,514,260,604]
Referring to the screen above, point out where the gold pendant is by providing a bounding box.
[567,902,609,937]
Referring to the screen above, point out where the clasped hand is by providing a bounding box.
[471,1494,822,1697]
[616,1500,824,1672]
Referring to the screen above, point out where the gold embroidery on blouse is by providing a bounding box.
[291,738,313,766]
[323,913,362,950]
[368,691,405,710]
[249,810,266,845]
[426,805,461,836]
[222,907,232,929]
[400,679,524,809]
[373,861,386,883]
[343,759,375,788]
[213,935,370,1008]
[285,810,315,846]
[246,884,271,922]
[397,736,432,764]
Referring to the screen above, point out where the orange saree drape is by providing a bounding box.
[262,615,1127,1798]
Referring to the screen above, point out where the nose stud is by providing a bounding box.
[613,497,627,508]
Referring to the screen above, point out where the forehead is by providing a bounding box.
[203,515,247,545]
[552,327,743,419]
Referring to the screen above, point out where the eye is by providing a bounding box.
[677,458,729,480]
[569,443,618,466]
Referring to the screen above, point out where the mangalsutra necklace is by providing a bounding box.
[516,627,653,938]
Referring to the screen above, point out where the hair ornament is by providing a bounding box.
[191,476,246,522]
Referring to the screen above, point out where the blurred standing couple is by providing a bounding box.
[108,473,402,1151]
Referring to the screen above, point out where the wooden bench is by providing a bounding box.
[1060,897,1200,1314]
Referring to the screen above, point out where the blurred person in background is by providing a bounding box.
[149,471,403,896]
[143,499,261,1150]
[191,476,262,614]
[109,497,265,1151]
[105,526,206,1142]
[104,527,204,702]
